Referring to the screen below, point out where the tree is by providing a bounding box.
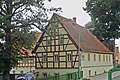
[85,21,114,52]
[85,21,108,42]
[0,0,61,80]
[84,0,120,51]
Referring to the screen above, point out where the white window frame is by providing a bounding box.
[43,73,47,78]
[42,55,47,62]
[106,55,108,61]
[103,55,105,61]
[66,52,72,61]
[81,54,85,61]
[88,54,90,61]
[109,55,111,61]
[94,54,96,61]
[99,55,101,61]
[54,55,59,62]
[46,39,51,46]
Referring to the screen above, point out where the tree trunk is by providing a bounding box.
[3,70,10,80]
[3,27,11,80]
[2,1,12,80]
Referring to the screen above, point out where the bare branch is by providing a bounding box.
[31,23,44,31]
[0,25,5,30]
[12,8,26,17]
[1,7,6,14]
[11,2,27,17]
[0,12,4,16]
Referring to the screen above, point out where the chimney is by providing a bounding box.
[73,17,76,23]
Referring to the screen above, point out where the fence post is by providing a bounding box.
[108,70,112,80]
[75,72,78,80]
[66,73,70,80]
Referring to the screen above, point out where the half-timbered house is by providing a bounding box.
[32,14,113,78]
[10,33,41,74]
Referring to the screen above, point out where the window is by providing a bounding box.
[13,71,15,74]
[109,55,111,61]
[81,55,85,61]
[103,55,105,61]
[54,73,59,80]
[21,71,24,74]
[94,54,96,61]
[46,39,51,46]
[43,73,47,78]
[95,71,97,75]
[88,54,90,61]
[99,55,101,61]
[66,52,72,61]
[106,55,108,61]
[30,58,34,63]
[58,35,64,45]
[42,55,47,62]
[89,70,91,76]
[54,55,59,62]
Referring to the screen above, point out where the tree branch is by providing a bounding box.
[0,25,5,30]
[11,2,27,17]
[0,12,4,16]
[0,6,6,16]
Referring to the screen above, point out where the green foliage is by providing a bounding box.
[0,0,61,80]
[85,21,104,41]
[85,21,115,51]
[84,0,120,40]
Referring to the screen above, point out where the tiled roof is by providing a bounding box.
[55,14,112,53]
[20,32,42,56]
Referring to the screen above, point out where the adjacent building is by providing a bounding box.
[10,33,41,74]
[32,14,113,78]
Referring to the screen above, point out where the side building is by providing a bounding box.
[32,14,113,78]
[10,33,41,74]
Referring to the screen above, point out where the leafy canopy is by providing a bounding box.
[0,0,61,79]
[84,0,120,41]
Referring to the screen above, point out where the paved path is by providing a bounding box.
[112,76,120,80]
[89,73,107,80]
[112,71,120,80]
[89,71,120,80]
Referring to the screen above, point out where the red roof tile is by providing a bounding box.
[55,14,112,53]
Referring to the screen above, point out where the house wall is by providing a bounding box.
[35,52,113,78]
[10,57,35,74]
[35,69,78,79]
[81,52,113,77]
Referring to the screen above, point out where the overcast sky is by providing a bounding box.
[44,0,91,26]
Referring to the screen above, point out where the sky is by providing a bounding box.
[44,0,120,48]
[44,0,91,26]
